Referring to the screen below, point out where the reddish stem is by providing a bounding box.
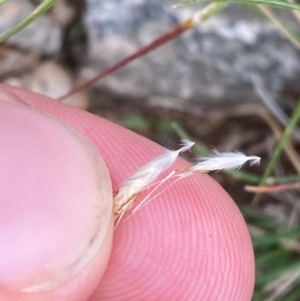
[58,19,195,101]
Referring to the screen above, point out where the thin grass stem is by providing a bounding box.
[58,3,225,100]
[255,99,300,202]
[257,5,300,49]
[176,0,300,11]
[0,0,59,43]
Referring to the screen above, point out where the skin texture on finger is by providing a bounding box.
[0,85,255,301]
[0,94,113,301]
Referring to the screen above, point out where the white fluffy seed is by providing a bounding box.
[189,150,261,173]
[113,139,194,223]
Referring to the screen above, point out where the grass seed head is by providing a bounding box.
[113,139,194,223]
[190,150,261,173]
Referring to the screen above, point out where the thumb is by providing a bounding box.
[0,85,255,301]
[0,93,113,301]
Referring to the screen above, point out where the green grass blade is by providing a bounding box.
[176,0,300,11]
[255,260,300,285]
[0,0,59,43]
[253,227,300,247]
[256,248,288,267]
[242,206,281,229]
[259,99,300,186]
[266,174,300,185]
[0,0,9,5]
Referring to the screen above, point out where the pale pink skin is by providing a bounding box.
[0,84,255,301]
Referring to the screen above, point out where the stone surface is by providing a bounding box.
[0,46,31,77]
[83,0,300,105]
[5,61,88,110]
[23,61,89,109]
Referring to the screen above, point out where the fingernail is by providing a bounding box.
[0,101,113,292]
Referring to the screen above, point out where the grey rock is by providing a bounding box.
[84,0,300,105]
[0,0,62,54]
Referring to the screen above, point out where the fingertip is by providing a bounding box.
[94,164,254,301]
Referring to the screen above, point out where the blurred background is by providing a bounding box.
[1,0,300,300]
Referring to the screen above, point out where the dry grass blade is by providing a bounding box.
[289,0,300,22]
[263,269,300,301]
[258,5,300,49]
[152,96,300,173]
[251,74,291,131]
[245,181,300,193]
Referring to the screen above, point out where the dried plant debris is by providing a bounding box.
[113,141,261,227]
